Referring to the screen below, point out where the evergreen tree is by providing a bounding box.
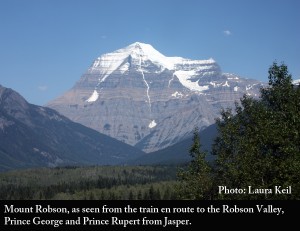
[163,186,171,200]
[149,185,155,200]
[213,62,300,199]
[88,191,95,200]
[177,127,213,199]
[137,190,143,200]
[155,188,161,200]
[128,190,134,200]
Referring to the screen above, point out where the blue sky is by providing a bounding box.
[1,0,299,105]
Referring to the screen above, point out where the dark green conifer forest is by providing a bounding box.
[0,166,178,200]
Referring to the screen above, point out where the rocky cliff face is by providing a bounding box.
[47,42,264,152]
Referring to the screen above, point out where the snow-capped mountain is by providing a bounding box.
[47,42,264,152]
[293,79,300,85]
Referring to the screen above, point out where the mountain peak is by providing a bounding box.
[90,42,177,80]
[91,42,217,75]
[125,42,161,55]
[120,42,175,69]
[0,85,29,113]
[127,42,153,50]
[47,43,264,153]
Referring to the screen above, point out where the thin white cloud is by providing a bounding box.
[38,85,48,91]
[223,30,232,36]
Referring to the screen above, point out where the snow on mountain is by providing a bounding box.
[293,79,300,85]
[148,120,157,129]
[47,42,265,153]
[91,42,180,71]
[86,90,99,102]
[88,42,218,98]
[90,42,175,77]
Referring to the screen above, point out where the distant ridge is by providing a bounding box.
[0,84,144,171]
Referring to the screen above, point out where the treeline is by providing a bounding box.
[0,165,178,200]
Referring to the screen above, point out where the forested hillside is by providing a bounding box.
[0,165,178,200]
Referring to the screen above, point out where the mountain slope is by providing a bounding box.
[131,124,218,165]
[47,42,264,152]
[0,85,144,171]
